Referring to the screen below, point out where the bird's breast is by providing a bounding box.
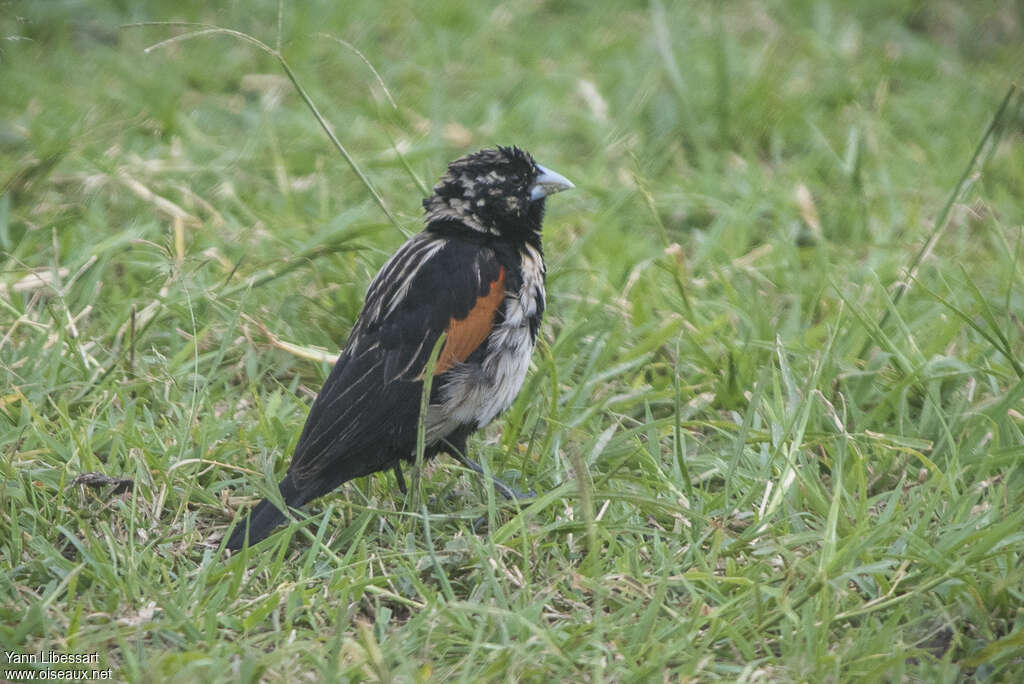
[426,246,546,441]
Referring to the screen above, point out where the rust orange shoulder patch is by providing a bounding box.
[434,266,506,375]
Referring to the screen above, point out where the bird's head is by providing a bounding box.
[422,146,574,240]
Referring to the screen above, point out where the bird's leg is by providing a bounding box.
[445,436,535,501]
[393,462,407,495]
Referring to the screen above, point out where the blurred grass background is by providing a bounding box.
[2,1,1024,681]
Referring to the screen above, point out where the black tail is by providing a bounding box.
[225,475,300,550]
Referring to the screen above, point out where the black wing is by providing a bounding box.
[285,231,505,501]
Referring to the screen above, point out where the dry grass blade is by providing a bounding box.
[242,313,339,364]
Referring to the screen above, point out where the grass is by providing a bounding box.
[2,1,1024,681]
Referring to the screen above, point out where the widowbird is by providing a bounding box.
[225,146,573,550]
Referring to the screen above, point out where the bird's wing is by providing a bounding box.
[287,232,505,495]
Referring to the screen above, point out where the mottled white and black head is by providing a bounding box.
[423,146,573,240]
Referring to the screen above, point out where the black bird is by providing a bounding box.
[225,146,573,549]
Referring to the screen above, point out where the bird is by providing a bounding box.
[225,146,574,550]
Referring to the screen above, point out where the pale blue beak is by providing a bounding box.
[529,164,575,201]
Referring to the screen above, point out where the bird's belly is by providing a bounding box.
[428,322,534,439]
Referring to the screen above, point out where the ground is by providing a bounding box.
[1,1,1023,681]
